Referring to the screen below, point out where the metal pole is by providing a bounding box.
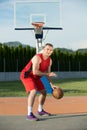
[58,60,59,71]
[79,61,80,71]
[69,60,70,71]
[36,39,43,53]
[3,57,5,72]
[16,59,18,72]
[34,26,43,53]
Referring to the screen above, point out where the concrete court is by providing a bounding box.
[0,97,87,130]
[0,113,87,130]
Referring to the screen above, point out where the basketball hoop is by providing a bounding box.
[31,22,45,28]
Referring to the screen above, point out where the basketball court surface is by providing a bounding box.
[0,96,87,130]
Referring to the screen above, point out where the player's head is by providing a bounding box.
[43,43,54,56]
[44,43,53,48]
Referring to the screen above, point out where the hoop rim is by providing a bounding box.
[31,22,45,28]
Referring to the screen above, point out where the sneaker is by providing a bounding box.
[27,112,39,121]
[37,109,51,116]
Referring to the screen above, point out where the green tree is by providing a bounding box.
[0,44,3,71]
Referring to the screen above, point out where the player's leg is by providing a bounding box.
[38,89,46,111]
[28,89,37,114]
[22,78,39,121]
[37,89,51,116]
[37,80,51,116]
[27,89,39,121]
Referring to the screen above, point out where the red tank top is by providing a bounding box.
[21,53,50,79]
[37,53,50,72]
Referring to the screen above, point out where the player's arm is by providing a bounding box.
[32,55,48,76]
[32,56,57,77]
[46,59,57,89]
[47,59,57,77]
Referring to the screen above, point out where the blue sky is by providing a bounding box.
[0,0,87,50]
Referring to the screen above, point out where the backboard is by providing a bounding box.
[14,0,62,30]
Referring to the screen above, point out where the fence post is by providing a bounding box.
[69,60,71,71]
[58,61,59,71]
[3,57,5,72]
[16,59,18,72]
[79,61,80,71]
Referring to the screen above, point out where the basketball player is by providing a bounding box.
[20,43,57,121]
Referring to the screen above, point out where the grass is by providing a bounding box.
[53,78,87,96]
[0,81,26,97]
[0,78,87,97]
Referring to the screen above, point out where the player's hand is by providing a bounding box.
[51,84,57,90]
[48,72,57,77]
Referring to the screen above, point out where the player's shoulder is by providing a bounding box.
[34,53,41,59]
[32,54,41,62]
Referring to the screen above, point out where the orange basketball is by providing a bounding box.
[52,87,64,99]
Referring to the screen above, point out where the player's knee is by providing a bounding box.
[41,89,47,96]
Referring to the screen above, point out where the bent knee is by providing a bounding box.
[40,89,47,96]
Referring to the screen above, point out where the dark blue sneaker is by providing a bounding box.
[37,109,51,116]
[27,112,39,121]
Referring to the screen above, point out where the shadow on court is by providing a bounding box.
[0,113,87,130]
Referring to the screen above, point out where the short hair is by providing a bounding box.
[44,43,53,48]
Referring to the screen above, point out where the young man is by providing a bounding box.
[20,43,57,121]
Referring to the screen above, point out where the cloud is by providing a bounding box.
[0,1,14,26]
[77,40,87,49]
[0,0,8,3]
[0,27,35,45]
[70,40,87,50]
